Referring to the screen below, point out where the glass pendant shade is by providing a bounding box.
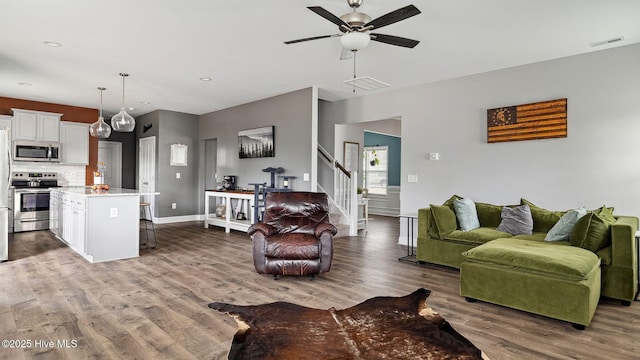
[90,116,112,138]
[111,108,135,132]
[90,87,111,138]
[111,72,135,132]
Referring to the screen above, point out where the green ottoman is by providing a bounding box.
[460,238,601,328]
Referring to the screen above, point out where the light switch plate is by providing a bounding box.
[176,172,181,179]
[303,173,310,181]
[408,175,418,183]
[429,153,440,161]
[110,208,118,217]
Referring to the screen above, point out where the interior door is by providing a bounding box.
[138,136,156,221]
[98,141,122,188]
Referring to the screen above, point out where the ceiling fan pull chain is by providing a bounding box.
[353,51,357,93]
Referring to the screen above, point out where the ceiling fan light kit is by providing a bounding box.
[111,72,136,132]
[285,0,421,92]
[341,32,371,51]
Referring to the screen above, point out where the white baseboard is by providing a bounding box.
[397,236,417,247]
[154,214,203,224]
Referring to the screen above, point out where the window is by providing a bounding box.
[362,146,388,196]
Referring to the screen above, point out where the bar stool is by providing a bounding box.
[140,202,157,248]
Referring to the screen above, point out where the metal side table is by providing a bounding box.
[399,213,419,264]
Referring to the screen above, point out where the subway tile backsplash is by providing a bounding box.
[11,162,86,186]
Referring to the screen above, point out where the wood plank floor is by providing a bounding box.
[1,216,638,360]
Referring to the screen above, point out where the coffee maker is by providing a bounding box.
[222,175,237,191]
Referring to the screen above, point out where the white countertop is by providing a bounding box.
[53,187,160,197]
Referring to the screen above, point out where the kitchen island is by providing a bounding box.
[50,187,160,263]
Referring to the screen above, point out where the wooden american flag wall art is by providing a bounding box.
[487,98,567,143]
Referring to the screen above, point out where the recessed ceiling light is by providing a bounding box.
[18,82,32,86]
[589,36,624,48]
[199,77,212,81]
[42,41,62,47]
[128,107,136,111]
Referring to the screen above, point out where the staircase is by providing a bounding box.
[318,145,359,237]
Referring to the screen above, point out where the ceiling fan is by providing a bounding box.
[284,0,421,55]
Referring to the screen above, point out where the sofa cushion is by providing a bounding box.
[496,204,533,235]
[453,198,480,231]
[475,202,504,228]
[520,199,565,233]
[570,210,615,252]
[429,204,457,236]
[511,232,548,242]
[597,206,616,223]
[443,195,461,211]
[545,207,587,241]
[462,238,600,281]
[443,227,512,245]
[595,246,612,266]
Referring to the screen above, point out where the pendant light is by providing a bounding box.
[89,87,112,138]
[111,72,135,132]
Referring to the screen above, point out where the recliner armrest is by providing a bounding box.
[315,223,337,238]
[248,223,277,236]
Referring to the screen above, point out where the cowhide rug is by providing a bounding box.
[209,288,488,359]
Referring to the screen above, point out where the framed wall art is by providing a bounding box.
[170,144,188,166]
[487,98,567,143]
[238,126,275,158]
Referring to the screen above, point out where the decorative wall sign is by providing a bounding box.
[170,144,188,166]
[487,98,567,143]
[239,126,275,158]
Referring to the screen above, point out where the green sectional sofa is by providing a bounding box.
[417,196,638,327]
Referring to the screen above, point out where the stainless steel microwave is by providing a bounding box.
[13,140,61,162]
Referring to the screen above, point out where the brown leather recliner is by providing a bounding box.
[248,191,337,276]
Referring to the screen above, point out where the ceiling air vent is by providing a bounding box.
[589,36,624,48]
[343,76,390,91]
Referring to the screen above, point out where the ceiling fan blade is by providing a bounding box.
[284,34,339,45]
[364,5,421,30]
[370,33,420,48]
[340,48,354,60]
[308,6,353,31]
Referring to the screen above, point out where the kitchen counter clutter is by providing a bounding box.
[55,186,158,197]
[50,187,160,263]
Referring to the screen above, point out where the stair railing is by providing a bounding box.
[318,144,358,236]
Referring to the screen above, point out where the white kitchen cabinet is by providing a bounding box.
[12,108,62,142]
[53,192,87,256]
[60,121,89,164]
[49,192,61,237]
[51,188,159,263]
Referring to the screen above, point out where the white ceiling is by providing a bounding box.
[1,0,638,117]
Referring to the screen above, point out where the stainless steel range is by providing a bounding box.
[12,172,59,232]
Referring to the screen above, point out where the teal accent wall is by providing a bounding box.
[364,131,401,186]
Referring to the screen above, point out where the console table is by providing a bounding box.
[204,190,255,233]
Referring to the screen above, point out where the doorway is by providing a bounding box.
[204,139,217,190]
[98,141,122,188]
[139,136,156,221]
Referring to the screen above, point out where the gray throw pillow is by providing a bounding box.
[545,207,587,241]
[496,204,533,235]
[453,198,480,231]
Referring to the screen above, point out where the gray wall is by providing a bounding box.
[321,44,640,217]
[199,88,314,196]
[137,110,200,218]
